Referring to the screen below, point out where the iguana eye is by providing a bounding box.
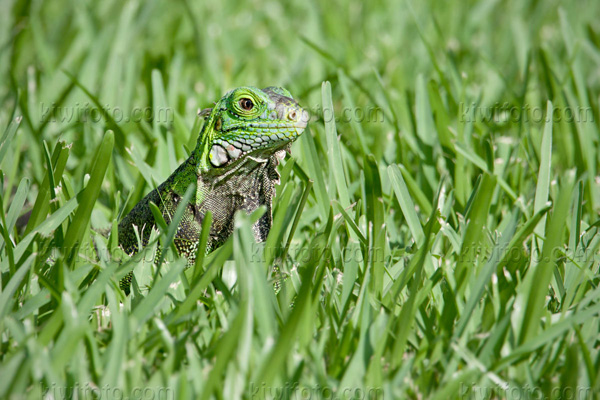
[239,98,254,111]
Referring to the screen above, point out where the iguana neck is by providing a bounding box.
[174,135,283,209]
[191,117,215,173]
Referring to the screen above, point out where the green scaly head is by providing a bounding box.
[193,86,309,172]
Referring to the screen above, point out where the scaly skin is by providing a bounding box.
[118,86,308,293]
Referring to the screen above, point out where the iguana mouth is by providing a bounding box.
[218,111,309,135]
[209,138,293,168]
[208,111,307,168]
[222,121,307,133]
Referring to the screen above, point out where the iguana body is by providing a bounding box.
[118,86,308,292]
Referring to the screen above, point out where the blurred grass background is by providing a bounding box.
[1,0,600,398]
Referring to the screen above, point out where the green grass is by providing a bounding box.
[2,0,600,399]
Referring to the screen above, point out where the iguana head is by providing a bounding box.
[194,86,308,171]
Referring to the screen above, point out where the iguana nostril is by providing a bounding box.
[288,110,297,121]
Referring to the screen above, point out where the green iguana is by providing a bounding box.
[118,86,308,293]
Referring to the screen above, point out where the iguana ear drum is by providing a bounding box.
[209,142,246,167]
[209,144,229,167]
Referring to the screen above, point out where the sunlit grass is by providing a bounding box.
[1,1,600,399]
